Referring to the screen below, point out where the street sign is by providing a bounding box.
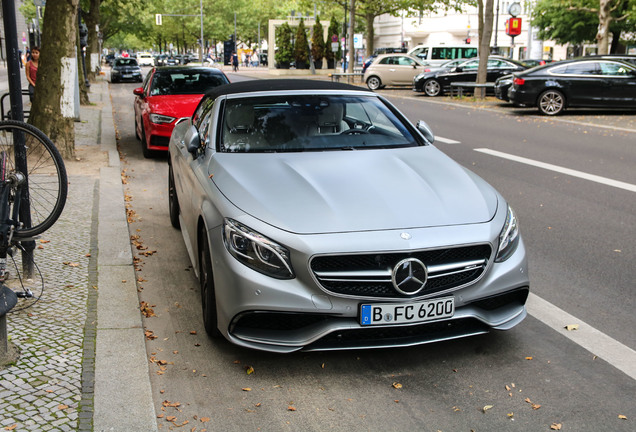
[331,34,338,43]
[155,14,162,26]
[331,42,339,52]
[353,34,363,49]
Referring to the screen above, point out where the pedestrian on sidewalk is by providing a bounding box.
[232,52,239,72]
[25,46,39,102]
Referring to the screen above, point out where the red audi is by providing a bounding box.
[133,66,230,158]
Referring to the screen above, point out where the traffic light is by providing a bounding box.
[464,37,471,44]
[79,23,88,47]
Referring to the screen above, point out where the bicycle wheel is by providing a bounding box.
[0,120,67,238]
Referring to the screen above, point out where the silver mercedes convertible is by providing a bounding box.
[168,79,529,352]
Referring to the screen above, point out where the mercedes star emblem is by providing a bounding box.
[391,258,428,295]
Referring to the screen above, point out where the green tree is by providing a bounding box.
[294,18,310,68]
[311,16,326,68]
[325,16,341,67]
[532,0,636,54]
[275,22,294,67]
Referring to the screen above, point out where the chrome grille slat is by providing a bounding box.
[310,245,491,299]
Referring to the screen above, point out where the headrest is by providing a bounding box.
[318,103,343,126]
[226,104,254,131]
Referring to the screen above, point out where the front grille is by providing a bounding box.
[150,135,170,148]
[305,318,488,350]
[470,287,529,311]
[310,244,492,299]
[231,312,333,332]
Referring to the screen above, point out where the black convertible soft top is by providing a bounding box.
[203,79,371,99]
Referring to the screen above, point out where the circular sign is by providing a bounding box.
[508,2,522,17]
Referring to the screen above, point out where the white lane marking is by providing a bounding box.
[475,148,636,193]
[527,293,636,380]
[434,136,461,144]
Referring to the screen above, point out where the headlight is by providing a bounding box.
[149,114,176,124]
[496,204,520,262]
[223,218,294,279]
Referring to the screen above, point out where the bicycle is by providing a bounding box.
[0,120,67,311]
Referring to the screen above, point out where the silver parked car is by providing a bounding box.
[363,54,429,90]
[168,79,529,352]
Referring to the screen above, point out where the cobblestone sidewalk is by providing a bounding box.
[0,175,97,431]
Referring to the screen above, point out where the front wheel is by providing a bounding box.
[199,232,220,338]
[537,89,565,115]
[424,79,441,97]
[0,120,67,238]
[168,164,180,229]
[366,76,382,90]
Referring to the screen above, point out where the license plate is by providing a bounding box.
[123,74,132,78]
[360,297,454,326]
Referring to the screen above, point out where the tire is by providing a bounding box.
[199,232,220,337]
[0,120,67,238]
[366,76,382,90]
[168,164,180,229]
[140,124,153,158]
[537,89,565,115]
[134,116,141,141]
[424,79,441,97]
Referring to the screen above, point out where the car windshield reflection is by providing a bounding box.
[150,71,229,96]
[220,95,419,153]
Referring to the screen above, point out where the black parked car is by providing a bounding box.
[507,57,636,115]
[413,56,527,96]
[110,58,143,83]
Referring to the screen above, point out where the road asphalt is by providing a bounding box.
[0,64,634,431]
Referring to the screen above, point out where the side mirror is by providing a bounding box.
[133,87,144,96]
[184,125,201,155]
[416,120,435,144]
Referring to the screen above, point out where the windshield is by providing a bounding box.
[150,70,229,95]
[114,59,138,67]
[219,95,420,153]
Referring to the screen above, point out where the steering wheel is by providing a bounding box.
[340,128,369,135]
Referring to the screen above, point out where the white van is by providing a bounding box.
[407,45,478,65]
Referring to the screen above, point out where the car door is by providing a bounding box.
[391,56,427,85]
[598,61,636,107]
[560,61,603,106]
[173,97,217,238]
[444,59,479,85]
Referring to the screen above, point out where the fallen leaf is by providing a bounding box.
[58,404,69,410]
[190,331,197,335]
[255,402,262,407]
[166,416,177,422]
[482,405,494,413]
[392,382,403,389]
[525,356,533,360]
[505,385,511,391]
[565,324,579,331]
[4,425,17,431]
[287,406,296,411]
[242,388,252,392]
[40,239,50,244]
[618,414,627,420]
[550,423,562,430]
[532,404,542,410]
[245,366,255,375]
[507,412,514,418]
[200,417,210,422]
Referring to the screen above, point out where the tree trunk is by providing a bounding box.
[347,0,355,73]
[596,0,612,55]
[365,13,375,56]
[476,0,494,99]
[85,0,101,81]
[28,0,79,159]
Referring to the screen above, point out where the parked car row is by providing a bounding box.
[362,53,636,115]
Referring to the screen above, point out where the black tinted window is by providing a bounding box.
[150,70,229,95]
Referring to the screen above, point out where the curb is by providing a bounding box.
[93,79,158,431]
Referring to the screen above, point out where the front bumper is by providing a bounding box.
[207,222,530,353]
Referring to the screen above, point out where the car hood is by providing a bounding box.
[147,94,204,118]
[209,146,498,234]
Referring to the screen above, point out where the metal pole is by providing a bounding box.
[493,0,500,54]
[200,0,204,62]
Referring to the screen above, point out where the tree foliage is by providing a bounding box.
[532,0,636,53]
[311,16,326,63]
[275,22,294,65]
[294,18,310,65]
